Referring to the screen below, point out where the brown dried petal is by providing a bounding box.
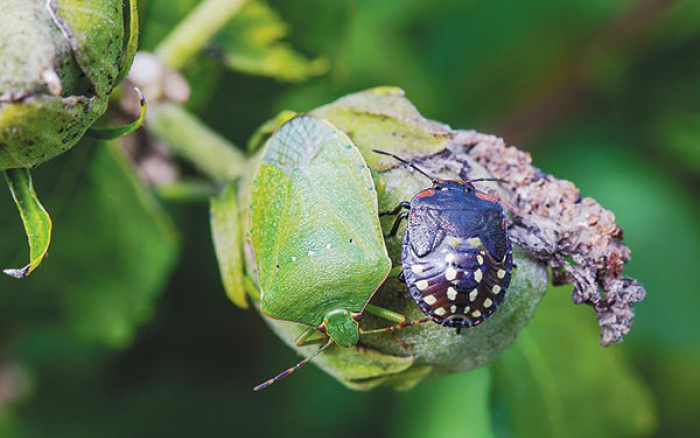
[453,131,645,345]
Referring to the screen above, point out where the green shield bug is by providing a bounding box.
[249,115,427,390]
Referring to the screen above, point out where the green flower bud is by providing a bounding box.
[0,0,137,170]
[241,88,549,390]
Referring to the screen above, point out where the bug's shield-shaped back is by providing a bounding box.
[250,116,391,327]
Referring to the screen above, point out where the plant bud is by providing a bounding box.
[242,88,549,390]
[0,0,136,170]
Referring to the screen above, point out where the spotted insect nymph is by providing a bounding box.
[374,150,514,334]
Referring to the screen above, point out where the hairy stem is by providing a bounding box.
[148,104,246,182]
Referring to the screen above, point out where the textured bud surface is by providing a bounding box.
[0,0,73,98]
[0,0,131,170]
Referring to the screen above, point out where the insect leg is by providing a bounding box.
[364,304,406,323]
[363,306,414,348]
[385,211,409,238]
[295,326,327,346]
[360,317,432,336]
[253,340,334,391]
[378,201,410,217]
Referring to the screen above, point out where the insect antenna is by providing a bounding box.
[253,339,334,391]
[465,177,508,184]
[371,149,435,181]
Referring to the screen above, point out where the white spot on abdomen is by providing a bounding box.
[447,287,457,300]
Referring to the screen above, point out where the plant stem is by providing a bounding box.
[148,104,246,182]
[155,0,250,69]
[155,179,218,203]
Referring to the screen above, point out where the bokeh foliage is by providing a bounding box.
[2,0,699,437]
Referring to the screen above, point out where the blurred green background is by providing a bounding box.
[1,0,699,436]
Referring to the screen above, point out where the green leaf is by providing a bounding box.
[654,111,700,173]
[51,143,179,346]
[88,88,147,140]
[3,169,52,278]
[215,1,329,82]
[645,352,700,436]
[0,144,179,347]
[392,367,495,438]
[492,288,657,438]
[210,182,248,309]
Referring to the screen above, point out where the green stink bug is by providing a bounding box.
[249,115,425,390]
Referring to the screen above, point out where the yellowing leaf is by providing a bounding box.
[3,168,52,278]
[210,182,248,309]
[88,88,147,140]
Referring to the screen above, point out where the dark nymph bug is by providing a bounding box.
[374,150,514,334]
